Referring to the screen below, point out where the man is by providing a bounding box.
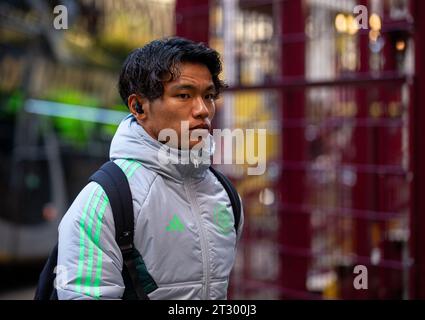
[56,37,244,299]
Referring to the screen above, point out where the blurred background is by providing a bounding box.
[0,0,424,300]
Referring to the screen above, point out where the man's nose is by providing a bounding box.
[193,96,210,119]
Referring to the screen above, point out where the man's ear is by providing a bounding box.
[128,94,150,122]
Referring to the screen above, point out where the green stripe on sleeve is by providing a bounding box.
[76,185,99,293]
[118,159,133,172]
[92,195,110,299]
[127,162,142,178]
[83,187,105,296]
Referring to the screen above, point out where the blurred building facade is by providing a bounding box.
[177,0,425,300]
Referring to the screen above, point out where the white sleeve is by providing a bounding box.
[56,182,125,300]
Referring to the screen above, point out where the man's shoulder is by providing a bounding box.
[58,181,110,232]
[111,159,160,209]
[112,158,157,186]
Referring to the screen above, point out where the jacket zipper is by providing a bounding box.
[184,177,210,299]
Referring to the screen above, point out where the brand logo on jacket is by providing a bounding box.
[214,204,233,235]
[165,214,185,233]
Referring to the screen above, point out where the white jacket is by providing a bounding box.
[56,115,244,299]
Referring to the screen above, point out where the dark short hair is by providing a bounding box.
[118,37,226,107]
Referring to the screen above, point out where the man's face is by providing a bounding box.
[142,62,216,149]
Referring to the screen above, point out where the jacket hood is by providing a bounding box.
[110,115,214,182]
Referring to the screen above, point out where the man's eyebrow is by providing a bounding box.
[170,83,215,91]
[205,84,215,91]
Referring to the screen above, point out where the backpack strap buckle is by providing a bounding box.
[118,231,134,257]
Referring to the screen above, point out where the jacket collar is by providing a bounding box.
[110,115,213,183]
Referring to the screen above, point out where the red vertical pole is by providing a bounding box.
[279,0,309,299]
[374,7,404,299]
[410,0,425,300]
[350,0,372,300]
[175,0,210,43]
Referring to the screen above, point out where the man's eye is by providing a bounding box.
[177,94,191,99]
[205,94,215,100]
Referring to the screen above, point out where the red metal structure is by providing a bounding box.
[411,0,425,300]
[176,0,424,299]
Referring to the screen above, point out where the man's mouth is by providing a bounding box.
[189,123,210,131]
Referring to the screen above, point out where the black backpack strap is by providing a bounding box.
[209,166,241,234]
[89,161,149,300]
[34,243,59,300]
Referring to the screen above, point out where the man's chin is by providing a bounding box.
[159,138,207,150]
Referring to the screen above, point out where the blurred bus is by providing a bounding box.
[0,0,174,264]
[0,98,128,262]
